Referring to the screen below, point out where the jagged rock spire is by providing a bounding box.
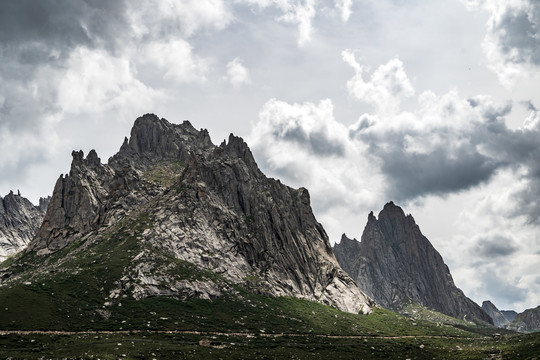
[334,202,492,324]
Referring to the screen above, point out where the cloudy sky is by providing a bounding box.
[1,0,539,313]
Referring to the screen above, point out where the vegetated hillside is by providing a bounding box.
[334,202,492,324]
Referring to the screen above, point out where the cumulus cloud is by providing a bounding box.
[464,0,540,85]
[255,98,347,157]
[138,39,211,84]
[249,98,384,215]
[225,58,251,87]
[342,50,415,114]
[127,0,232,39]
[58,47,162,114]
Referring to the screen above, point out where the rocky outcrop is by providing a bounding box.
[334,202,492,323]
[507,306,540,333]
[0,191,46,260]
[38,196,51,212]
[482,300,510,327]
[26,113,374,314]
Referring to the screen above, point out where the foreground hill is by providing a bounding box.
[334,202,492,324]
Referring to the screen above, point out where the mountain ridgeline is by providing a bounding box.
[23,114,373,314]
[334,202,492,324]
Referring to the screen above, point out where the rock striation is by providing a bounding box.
[0,191,47,261]
[482,300,510,328]
[26,114,374,314]
[334,202,492,323]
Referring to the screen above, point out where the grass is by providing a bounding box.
[142,161,184,187]
[0,331,539,359]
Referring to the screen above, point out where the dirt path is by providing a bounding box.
[0,329,482,340]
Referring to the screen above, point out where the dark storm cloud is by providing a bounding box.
[373,144,500,202]
[0,0,130,63]
[354,94,540,217]
[495,3,540,66]
[475,235,519,258]
[275,125,346,157]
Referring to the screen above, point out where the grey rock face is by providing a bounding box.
[0,191,46,260]
[38,196,51,213]
[507,306,540,333]
[501,310,518,323]
[482,300,510,327]
[26,113,374,314]
[334,202,492,324]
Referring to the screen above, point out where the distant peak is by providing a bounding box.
[339,233,358,244]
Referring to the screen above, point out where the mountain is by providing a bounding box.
[502,310,518,323]
[482,300,510,327]
[0,191,48,261]
[22,113,373,314]
[334,202,492,324]
[507,306,540,333]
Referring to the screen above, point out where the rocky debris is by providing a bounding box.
[482,301,510,328]
[24,113,374,314]
[507,306,540,333]
[334,202,492,324]
[0,191,47,260]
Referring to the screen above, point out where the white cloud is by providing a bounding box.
[335,0,353,22]
[464,0,540,86]
[342,50,415,114]
[127,0,233,38]
[138,39,211,84]
[237,0,316,46]
[58,47,162,114]
[225,58,251,87]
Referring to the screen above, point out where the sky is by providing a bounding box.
[0,0,539,313]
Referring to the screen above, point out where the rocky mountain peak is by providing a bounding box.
[334,202,492,324]
[482,300,510,328]
[1,191,47,260]
[25,114,374,314]
[110,114,214,171]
